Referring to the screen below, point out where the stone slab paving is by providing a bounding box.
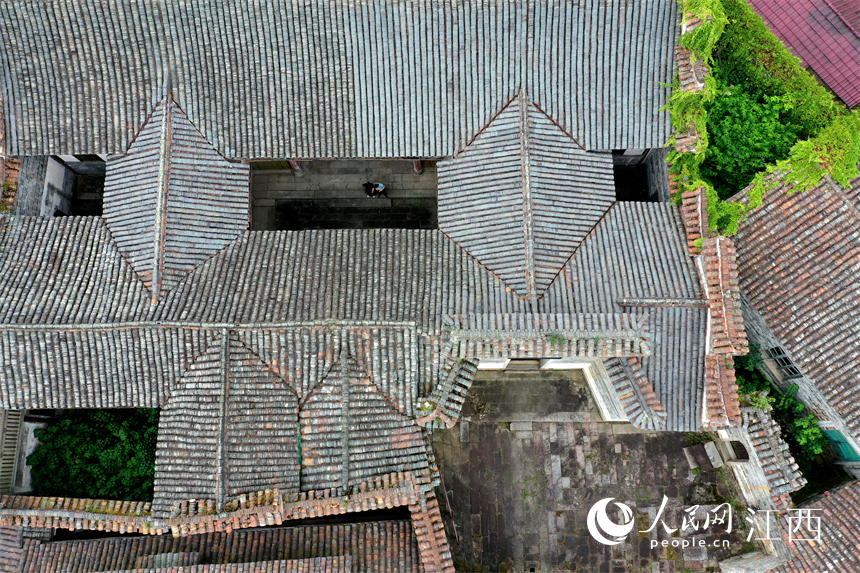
[433,370,751,572]
[250,159,437,230]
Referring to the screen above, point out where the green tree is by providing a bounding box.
[702,87,802,198]
[27,409,159,501]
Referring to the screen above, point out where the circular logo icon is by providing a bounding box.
[587,498,635,545]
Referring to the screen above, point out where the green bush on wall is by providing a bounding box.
[670,0,858,234]
[702,86,802,198]
[27,409,159,502]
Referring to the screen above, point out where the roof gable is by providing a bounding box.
[437,92,615,299]
[103,99,249,302]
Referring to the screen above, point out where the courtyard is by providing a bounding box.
[433,369,751,572]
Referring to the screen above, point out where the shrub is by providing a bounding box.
[702,86,803,198]
[27,409,159,501]
[715,0,843,137]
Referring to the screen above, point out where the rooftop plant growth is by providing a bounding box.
[27,409,159,502]
[734,345,845,500]
[668,0,860,234]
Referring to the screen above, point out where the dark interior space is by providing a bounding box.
[613,163,653,202]
[53,156,105,216]
[251,159,438,231]
[611,149,656,202]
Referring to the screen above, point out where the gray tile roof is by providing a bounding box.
[299,351,433,493]
[153,333,301,519]
[437,92,615,299]
[18,520,420,573]
[539,202,708,430]
[0,0,680,157]
[102,99,249,301]
[0,206,709,430]
[0,217,148,324]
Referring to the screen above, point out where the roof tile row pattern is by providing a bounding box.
[830,0,860,33]
[0,217,149,324]
[743,407,807,501]
[679,184,708,255]
[238,327,419,414]
[732,172,860,440]
[437,92,615,299]
[702,236,748,356]
[0,526,26,573]
[17,520,419,573]
[0,327,216,409]
[1,472,416,535]
[0,0,680,157]
[299,352,433,494]
[749,0,860,108]
[153,333,301,519]
[604,357,668,431]
[0,208,715,432]
[769,481,860,573]
[703,355,742,427]
[91,557,350,573]
[443,312,651,360]
[103,99,249,301]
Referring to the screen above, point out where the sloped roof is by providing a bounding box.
[749,0,860,108]
[732,171,860,440]
[153,333,301,518]
[768,481,860,573]
[103,99,249,301]
[831,0,860,32]
[0,209,712,431]
[437,92,615,299]
[15,520,421,573]
[299,351,432,492]
[0,0,680,157]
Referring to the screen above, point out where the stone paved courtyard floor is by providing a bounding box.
[432,370,752,572]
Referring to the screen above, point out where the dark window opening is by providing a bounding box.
[612,150,655,202]
[765,346,803,379]
[50,156,105,216]
[250,159,438,231]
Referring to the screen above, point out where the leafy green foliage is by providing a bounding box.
[733,347,829,469]
[715,0,843,136]
[27,409,159,501]
[668,0,854,235]
[0,181,15,212]
[702,86,802,198]
[734,341,762,372]
[679,0,728,62]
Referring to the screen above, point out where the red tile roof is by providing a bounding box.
[749,0,860,108]
[732,171,860,441]
[768,481,860,573]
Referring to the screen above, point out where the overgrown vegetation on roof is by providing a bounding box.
[28,409,159,502]
[668,0,860,235]
[734,345,842,500]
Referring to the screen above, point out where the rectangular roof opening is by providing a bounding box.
[250,159,438,231]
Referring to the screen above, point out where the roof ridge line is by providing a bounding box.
[539,201,618,301]
[0,320,418,331]
[519,88,537,306]
[151,98,172,304]
[452,92,519,158]
[528,99,586,151]
[822,0,860,40]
